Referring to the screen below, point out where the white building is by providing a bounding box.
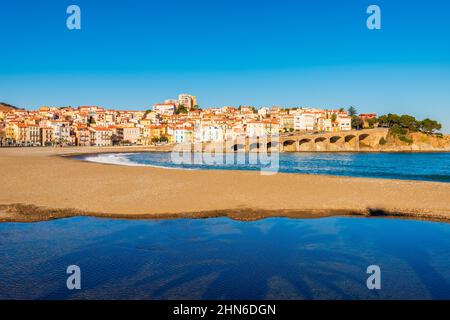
[226,123,246,140]
[247,121,265,137]
[247,120,280,137]
[49,122,71,143]
[153,103,176,116]
[199,124,225,142]
[337,115,352,131]
[294,112,315,131]
[174,126,193,143]
[257,107,270,118]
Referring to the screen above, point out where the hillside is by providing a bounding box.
[364,129,450,152]
[0,102,22,113]
[383,131,450,151]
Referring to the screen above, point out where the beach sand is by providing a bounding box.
[1,146,450,222]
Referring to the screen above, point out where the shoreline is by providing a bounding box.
[67,149,450,158]
[1,146,450,223]
[2,203,450,224]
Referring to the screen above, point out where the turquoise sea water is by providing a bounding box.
[80,152,450,182]
[1,216,450,300]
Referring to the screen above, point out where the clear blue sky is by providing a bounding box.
[1,0,450,131]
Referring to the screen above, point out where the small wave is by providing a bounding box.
[81,153,197,170]
[82,153,145,167]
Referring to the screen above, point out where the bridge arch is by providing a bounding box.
[359,134,370,142]
[231,144,245,151]
[330,136,342,143]
[249,142,260,150]
[299,138,312,145]
[283,139,296,152]
[267,141,279,149]
[314,137,327,143]
[345,135,356,143]
[283,140,296,147]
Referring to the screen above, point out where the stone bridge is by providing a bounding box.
[227,128,389,152]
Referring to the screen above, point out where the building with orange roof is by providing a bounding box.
[174,124,194,144]
[40,127,54,146]
[89,127,113,146]
[74,126,90,146]
[117,126,140,144]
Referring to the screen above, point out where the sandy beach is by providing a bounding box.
[1,146,450,222]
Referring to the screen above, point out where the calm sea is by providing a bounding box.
[1,216,450,300]
[80,152,450,182]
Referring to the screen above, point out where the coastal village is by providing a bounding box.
[0,94,376,147]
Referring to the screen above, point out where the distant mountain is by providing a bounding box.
[0,103,23,112]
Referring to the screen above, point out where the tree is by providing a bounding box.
[120,140,131,145]
[175,105,188,114]
[399,115,418,131]
[351,116,364,130]
[151,137,160,144]
[377,113,400,128]
[159,135,169,143]
[143,109,153,118]
[420,118,442,134]
[88,116,96,125]
[331,114,337,122]
[376,113,441,135]
[111,134,121,145]
[390,124,407,136]
[367,118,377,128]
[377,115,388,127]
[348,106,357,117]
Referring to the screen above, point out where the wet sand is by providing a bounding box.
[1,146,450,222]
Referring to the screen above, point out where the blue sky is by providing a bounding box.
[1,0,450,131]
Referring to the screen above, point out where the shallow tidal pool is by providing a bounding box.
[1,216,450,300]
